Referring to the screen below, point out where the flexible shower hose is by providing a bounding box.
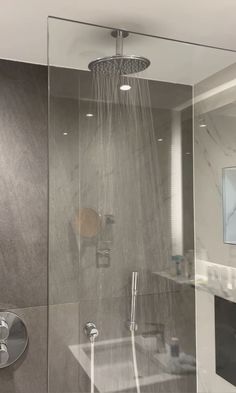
[90,339,95,393]
[131,330,141,393]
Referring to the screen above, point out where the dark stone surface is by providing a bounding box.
[0,59,48,393]
[0,59,48,309]
[215,295,236,387]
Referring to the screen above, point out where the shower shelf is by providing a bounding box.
[153,271,236,302]
[152,271,195,286]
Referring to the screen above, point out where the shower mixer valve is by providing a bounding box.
[0,311,28,368]
[84,322,99,343]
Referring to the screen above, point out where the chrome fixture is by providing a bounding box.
[0,311,28,368]
[127,271,139,331]
[142,323,166,353]
[88,30,150,75]
[0,318,9,341]
[105,214,115,225]
[84,322,99,343]
[96,248,111,268]
[96,213,115,268]
[0,343,9,365]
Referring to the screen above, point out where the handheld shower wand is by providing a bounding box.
[128,271,139,331]
[128,272,141,393]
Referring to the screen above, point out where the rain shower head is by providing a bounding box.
[88,54,150,75]
[88,30,150,75]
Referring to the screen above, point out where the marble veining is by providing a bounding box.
[195,69,236,393]
[0,59,48,393]
[195,112,236,265]
[0,59,47,309]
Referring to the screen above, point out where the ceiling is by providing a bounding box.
[1,0,236,84]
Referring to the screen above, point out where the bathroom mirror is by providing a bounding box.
[223,167,236,244]
[75,208,101,238]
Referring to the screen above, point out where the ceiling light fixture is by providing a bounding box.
[157,138,163,142]
[199,117,207,127]
[120,84,131,91]
[63,132,68,136]
[86,113,94,117]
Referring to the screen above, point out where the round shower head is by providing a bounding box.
[88,54,150,75]
[88,30,151,75]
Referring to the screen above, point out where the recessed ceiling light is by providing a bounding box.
[185,152,191,155]
[86,113,94,117]
[199,118,207,127]
[120,84,131,91]
[63,132,68,136]
[157,138,163,142]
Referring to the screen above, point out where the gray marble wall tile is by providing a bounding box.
[0,59,48,392]
[0,59,48,309]
[78,288,195,350]
[48,303,80,393]
[49,73,193,304]
[49,97,80,305]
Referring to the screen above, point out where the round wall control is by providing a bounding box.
[0,311,28,368]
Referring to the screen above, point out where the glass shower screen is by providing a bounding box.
[48,17,236,393]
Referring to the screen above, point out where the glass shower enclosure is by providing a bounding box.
[48,17,236,393]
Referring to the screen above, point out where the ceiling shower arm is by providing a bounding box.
[111,29,129,56]
[116,30,123,56]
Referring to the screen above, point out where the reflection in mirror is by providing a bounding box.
[223,167,236,244]
[74,208,101,238]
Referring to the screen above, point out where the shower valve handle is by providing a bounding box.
[84,322,99,342]
[0,343,9,366]
[0,319,9,341]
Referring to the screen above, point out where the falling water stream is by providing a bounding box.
[83,69,171,393]
[90,71,168,268]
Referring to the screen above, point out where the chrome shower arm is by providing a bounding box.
[110,29,129,56]
[116,30,123,56]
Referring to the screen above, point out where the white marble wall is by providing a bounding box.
[195,65,236,392]
[195,113,236,267]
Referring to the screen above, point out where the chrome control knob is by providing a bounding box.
[0,343,9,366]
[84,322,99,342]
[0,319,9,341]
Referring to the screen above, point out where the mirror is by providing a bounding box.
[223,167,236,244]
[74,208,101,238]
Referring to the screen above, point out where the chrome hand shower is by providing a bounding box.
[128,271,139,331]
